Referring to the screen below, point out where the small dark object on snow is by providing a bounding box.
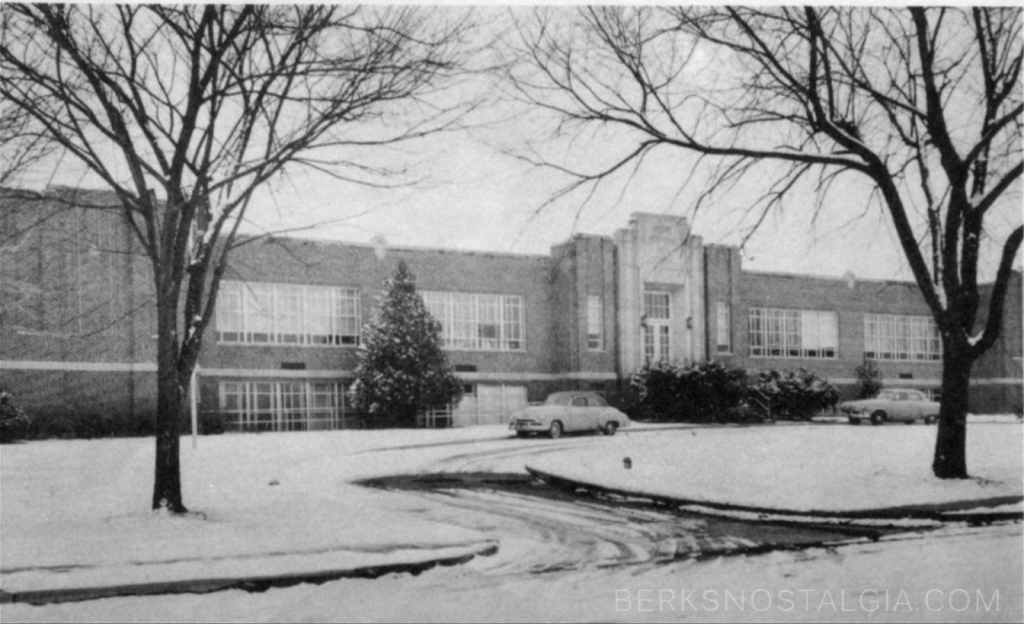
[268,479,280,486]
[623,457,632,470]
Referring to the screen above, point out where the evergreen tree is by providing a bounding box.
[350,261,462,428]
[854,357,884,399]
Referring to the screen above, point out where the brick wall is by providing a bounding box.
[729,271,942,395]
[3,187,1020,425]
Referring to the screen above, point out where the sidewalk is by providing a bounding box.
[0,542,497,606]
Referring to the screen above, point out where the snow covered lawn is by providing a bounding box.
[0,427,513,592]
[1,420,1020,606]
[528,421,1024,513]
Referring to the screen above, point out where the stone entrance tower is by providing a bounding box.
[614,213,706,377]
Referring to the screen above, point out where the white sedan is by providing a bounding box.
[839,388,940,425]
[509,392,631,439]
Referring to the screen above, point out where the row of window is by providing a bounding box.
[216,281,529,352]
[748,308,839,359]
[864,314,942,361]
[219,381,358,432]
[744,309,940,362]
[652,296,937,363]
[217,381,531,431]
[213,281,940,362]
[216,281,361,346]
[421,291,525,351]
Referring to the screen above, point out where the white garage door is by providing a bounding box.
[452,385,528,427]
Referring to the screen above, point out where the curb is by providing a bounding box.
[524,465,1024,523]
[0,543,498,606]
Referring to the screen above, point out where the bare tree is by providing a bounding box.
[1,10,57,184]
[0,105,56,185]
[0,4,470,512]
[509,7,1022,478]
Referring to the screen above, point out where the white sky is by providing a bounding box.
[9,6,1022,284]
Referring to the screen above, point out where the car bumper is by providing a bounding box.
[509,419,548,432]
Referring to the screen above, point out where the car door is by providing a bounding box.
[588,394,611,429]
[568,396,589,432]
[906,391,926,419]
[891,392,911,420]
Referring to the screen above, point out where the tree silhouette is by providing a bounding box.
[1,4,470,511]
[509,6,1021,478]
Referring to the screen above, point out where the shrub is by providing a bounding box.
[750,368,839,420]
[629,360,748,422]
[854,357,884,399]
[0,391,32,443]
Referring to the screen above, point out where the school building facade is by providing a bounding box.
[2,186,1021,431]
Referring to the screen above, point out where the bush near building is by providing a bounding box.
[628,360,748,422]
[23,410,156,440]
[750,369,840,420]
[0,391,32,443]
[854,357,884,399]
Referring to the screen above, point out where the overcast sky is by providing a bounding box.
[11,5,1022,284]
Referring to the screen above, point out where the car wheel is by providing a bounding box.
[849,417,861,425]
[603,422,618,436]
[870,411,886,426]
[925,415,938,425]
[549,421,563,439]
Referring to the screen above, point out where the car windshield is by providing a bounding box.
[544,393,573,406]
[543,393,608,407]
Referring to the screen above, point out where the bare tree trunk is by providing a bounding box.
[932,339,973,479]
[152,301,187,513]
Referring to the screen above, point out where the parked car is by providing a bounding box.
[509,391,630,438]
[839,389,940,425]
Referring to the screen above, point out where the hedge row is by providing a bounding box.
[626,361,840,423]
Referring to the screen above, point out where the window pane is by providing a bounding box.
[716,301,730,353]
[247,284,274,342]
[306,286,333,344]
[588,295,602,350]
[276,285,304,344]
[644,292,670,319]
[502,296,523,350]
[217,282,244,341]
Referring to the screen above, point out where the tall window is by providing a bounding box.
[716,301,731,353]
[864,314,941,361]
[216,281,360,346]
[587,295,602,350]
[643,291,671,362]
[749,307,837,358]
[422,291,525,351]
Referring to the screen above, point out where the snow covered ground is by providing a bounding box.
[0,427,513,593]
[1,419,1021,622]
[527,421,1024,513]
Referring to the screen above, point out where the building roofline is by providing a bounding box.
[743,267,1021,289]
[742,268,918,288]
[242,233,551,262]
